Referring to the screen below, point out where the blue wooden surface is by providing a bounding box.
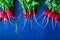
[0,0,60,40]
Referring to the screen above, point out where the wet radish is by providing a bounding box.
[0,11,2,20]
[24,13,29,19]
[31,10,36,15]
[3,13,8,25]
[6,9,12,18]
[54,13,59,26]
[0,10,5,21]
[19,0,43,30]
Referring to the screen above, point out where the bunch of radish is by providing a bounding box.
[43,8,60,21]
[19,0,43,30]
[45,0,60,21]
[19,0,42,19]
[40,0,60,28]
[0,0,14,24]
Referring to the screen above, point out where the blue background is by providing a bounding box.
[0,0,60,40]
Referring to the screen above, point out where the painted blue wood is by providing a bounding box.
[0,0,60,40]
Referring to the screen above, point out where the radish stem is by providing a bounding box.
[42,16,46,25]
[55,21,57,27]
[43,18,49,28]
[15,23,18,34]
[21,19,28,31]
[52,18,54,29]
[37,13,44,19]
[33,14,42,27]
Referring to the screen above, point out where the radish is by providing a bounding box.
[0,16,2,21]
[1,10,5,17]
[24,10,36,18]
[58,14,60,18]
[39,9,55,28]
[3,13,8,25]
[21,10,29,18]
[54,14,59,21]
[54,13,59,26]
[22,10,34,18]
[6,9,12,18]
[52,12,56,18]
[0,11,2,20]
[48,10,53,18]
[27,11,31,16]
[24,13,29,19]
[0,10,5,20]
[31,10,36,15]
[4,13,8,21]
[39,9,50,28]
[43,9,49,16]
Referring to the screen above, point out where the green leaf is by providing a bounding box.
[26,0,30,3]
[31,1,39,6]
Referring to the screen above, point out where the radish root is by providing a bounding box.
[33,14,42,27]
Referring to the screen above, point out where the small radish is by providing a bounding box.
[54,13,59,26]
[54,14,59,21]
[3,13,8,25]
[43,9,49,16]
[43,9,50,28]
[21,10,29,18]
[0,11,2,20]
[48,10,53,18]
[43,9,54,28]
[4,13,8,21]
[0,10,5,20]
[0,16,2,21]
[27,11,31,16]
[6,9,12,18]
[52,12,56,18]
[24,13,29,19]
[43,9,47,15]
[31,10,36,15]
[58,14,60,18]
[1,10,5,17]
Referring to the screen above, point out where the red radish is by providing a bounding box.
[3,13,8,25]
[48,10,53,18]
[54,14,59,21]
[0,12,2,20]
[0,11,4,20]
[58,14,60,18]
[0,10,5,21]
[31,10,36,15]
[1,10,5,17]
[42,9,54,28]
[43,9,47,15]
[4,13,8,21]
[52,12,56,19]
[21,10,29,18]
[24,13,29,18]
[6,9,12,18]
[27,11,31,16]
[0,13,2,21]
[43,9,50,28]
[43,9,49,16]
[0,17,2,20]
